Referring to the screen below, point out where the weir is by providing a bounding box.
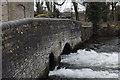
[1,18,93,78]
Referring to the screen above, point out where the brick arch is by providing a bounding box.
[61,43,72,55]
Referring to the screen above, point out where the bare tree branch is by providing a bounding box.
[53,0,66,6]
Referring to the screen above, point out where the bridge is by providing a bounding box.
[1,18,93,78]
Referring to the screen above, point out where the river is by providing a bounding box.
[48,37,120,79]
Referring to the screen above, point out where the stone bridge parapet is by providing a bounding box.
[1,18,93,78]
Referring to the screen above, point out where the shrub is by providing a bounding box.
[35,14,48,18]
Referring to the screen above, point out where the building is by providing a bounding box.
[1,1,34,21]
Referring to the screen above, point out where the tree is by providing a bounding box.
[111,2,117,21]
[72,2,79,20]
[101,3,110,22]
[53,2,60,18]
[116,6,120,21]
[46,0,65,18]
[36,0,44,14]
[86,2,110,22]
[86,2,110,35]
[86,3,102,24]
[46,2,51,11]
[54,0,66,6]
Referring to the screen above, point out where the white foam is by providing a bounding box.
[49,68,118,78]
[61,49,119,68]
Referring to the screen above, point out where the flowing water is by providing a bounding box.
[48,37,120,79]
